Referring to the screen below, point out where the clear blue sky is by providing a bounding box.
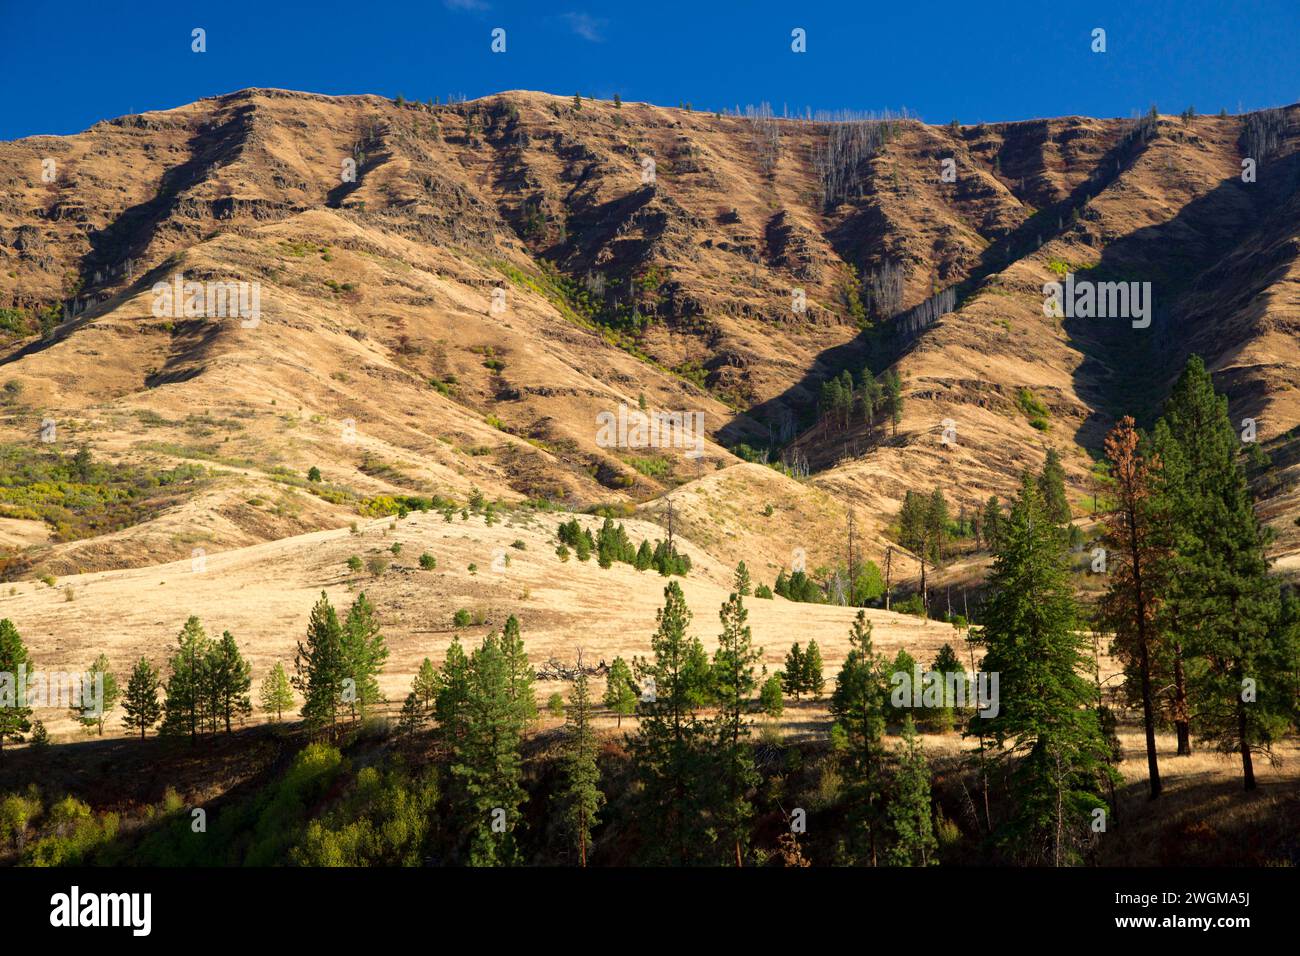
[2,0,1296,140]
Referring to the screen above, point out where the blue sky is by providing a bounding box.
[2,0,1296,139]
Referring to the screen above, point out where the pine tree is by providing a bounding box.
[1151,356,1288,788]
[294,593,346,734]
[602,656,638,727]
[207,631,252,733]
[455,629,530,865]
[629,581,712,864]
[1037,448,1072,527]
[121,657,162,740]
[73,653,118,736]
[925,487,950,567]
[340,592,388,720]
[760,672,784,722]
[733,561,752,596]
[161,616,212,741]
[435,637,471,748]
[928,643,964,732]
[555,666,605,865]
[974,474,1114,865]
[0,619,33,760]
[398,691,423,736]
[1097,416,1166,798]
[413,657,439,715]
[831,610,889,864]
[681,636,714,707]
[883,369,903,435]
[982,496,1002,551]
[802,640,825,697]
[782,643,805,699]
[712,591,761,864]
[500,614,537,727]
[259,661,294,722]
[885,717,937,865]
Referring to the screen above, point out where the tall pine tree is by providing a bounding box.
[1151,356,1287,789]
[975,474,1115,865]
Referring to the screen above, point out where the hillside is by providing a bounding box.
[1,89,1297,585]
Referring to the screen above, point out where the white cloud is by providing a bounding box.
[561,12,606,42]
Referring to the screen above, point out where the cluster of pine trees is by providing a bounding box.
[555,517,691,575]
[1097,357,1300,795]
[818,366,903,435]
[780,641,824,698]
[68,591,391,744]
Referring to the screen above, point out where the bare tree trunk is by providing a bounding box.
[1238,700,1256,791]
[1173,644,1192,755]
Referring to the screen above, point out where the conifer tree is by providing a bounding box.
[681,636,714,707]
[435,637,472,748]
[1037,448,1072,527]
[883,369,904,435]
[974,474,1114,864]
[555,664,604,865]
[500,614,537,727]
[122,657,162,740]
[259,661,294,722]
[161,616,212,741]
[1151,356,1288,788]
[830,610,890,863]
[73,654,118,736]
[413,657,439,715]
[1097,416,1165,798]
[207,631,252,733]
[398,691,423,736]
[629,581,712,864]
[294,593,346,734]
[802,640,825,697]
[760,672,784,721]
[340,592,388,720]
[889,648,918,724]
[0,619,33,760]
[885,717,937,866]
[455,629,530,866]
[712,591,761,864]
[982,496,1002,551]
[602,656,638,727]
[928,643,964,732]
[733,560,752,596]
[782,643,805,699]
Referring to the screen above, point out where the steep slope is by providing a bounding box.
[1,89,1297,580]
